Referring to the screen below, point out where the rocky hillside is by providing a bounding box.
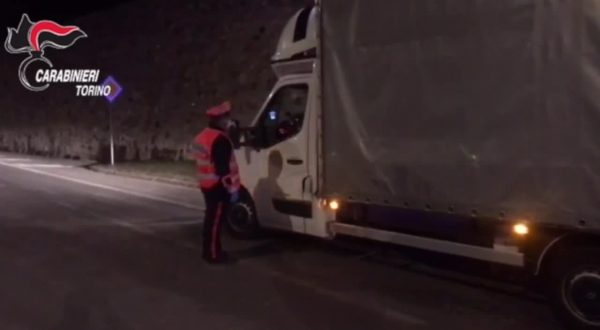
[0,0,310,162]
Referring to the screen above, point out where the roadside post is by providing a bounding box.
[102,76,123,166]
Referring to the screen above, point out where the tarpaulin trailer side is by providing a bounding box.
[321,0,600,231]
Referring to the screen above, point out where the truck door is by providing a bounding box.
[242,80,311,233]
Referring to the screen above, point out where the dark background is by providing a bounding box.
[1,0,311,162]
[1,0,128,26]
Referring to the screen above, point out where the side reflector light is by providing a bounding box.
[329,200,340,211]
[513,223,530,236]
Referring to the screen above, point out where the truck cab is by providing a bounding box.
[228,6,330,238]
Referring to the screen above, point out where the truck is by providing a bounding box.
[226,1,600,329]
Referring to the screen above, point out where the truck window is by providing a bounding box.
[255,84,308,149]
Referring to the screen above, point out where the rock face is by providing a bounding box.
[0,0,311,162]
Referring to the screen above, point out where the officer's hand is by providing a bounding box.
[230,191,240,204]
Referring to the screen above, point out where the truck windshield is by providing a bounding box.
[255,84,309,149]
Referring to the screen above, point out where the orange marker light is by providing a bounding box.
[329,200,340,211]
[513,223,530,236]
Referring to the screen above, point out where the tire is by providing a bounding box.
[548,248,600,330]
[226,190,260,239]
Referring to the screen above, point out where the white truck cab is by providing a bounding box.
[229,6,330,239]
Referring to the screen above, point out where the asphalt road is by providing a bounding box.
[0,153,562,330]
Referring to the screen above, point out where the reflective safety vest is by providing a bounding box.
[193,128,241,193]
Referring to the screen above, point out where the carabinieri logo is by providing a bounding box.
[4,14,118,98]
[5,14,87,92]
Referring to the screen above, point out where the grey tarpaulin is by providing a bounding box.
[321,0,600,230]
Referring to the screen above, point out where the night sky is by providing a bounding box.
[2,0,130,26]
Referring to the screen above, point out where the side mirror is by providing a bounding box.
[228,120,242,149]
[228,119,261,150]
[240,127,262,150]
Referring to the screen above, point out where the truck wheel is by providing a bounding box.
[226,195,260,239]
[548,248,600,329]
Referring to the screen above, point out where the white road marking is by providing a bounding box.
[15,164,72,169]
[1,158,32,162]
[0,159,203,211]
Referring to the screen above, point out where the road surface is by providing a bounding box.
[0,153,562,330]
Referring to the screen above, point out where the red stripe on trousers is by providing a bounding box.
[212,202,223,259]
